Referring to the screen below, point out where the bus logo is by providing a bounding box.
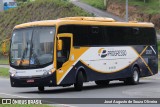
[98,48,107,58]
[98,48,127,58]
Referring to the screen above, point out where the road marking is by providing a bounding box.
[0,93,28,98]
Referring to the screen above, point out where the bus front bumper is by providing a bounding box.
[10,73,56,87]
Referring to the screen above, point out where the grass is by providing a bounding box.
[0,58,9,65]
[0,67,9,77]
[81,0,105,10]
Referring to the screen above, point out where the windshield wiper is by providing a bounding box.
[19,42,29,66]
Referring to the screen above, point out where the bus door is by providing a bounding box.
[56,33,73,85]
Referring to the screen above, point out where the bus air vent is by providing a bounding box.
[59,17,115,22]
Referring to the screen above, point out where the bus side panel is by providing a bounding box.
[76,61,132,81]
[59,61,132,85]
[60,57,154,85]
[133,45,158,76]
[59,46,158,85]
[146,46,158,75]
[139,46,158,76]
[58,67,76,85]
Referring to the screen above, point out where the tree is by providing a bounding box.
[104,0,111,8]
[138,0,150,3]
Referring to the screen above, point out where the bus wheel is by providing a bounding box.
[124,67,140,85]
[38,86,44,92]
[74,71,84,91]
[95,80,109,86]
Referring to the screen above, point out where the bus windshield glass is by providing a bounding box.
[10,26,55,68]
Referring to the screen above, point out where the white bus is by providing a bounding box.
[9,17,158,91]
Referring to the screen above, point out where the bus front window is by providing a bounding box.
[10,27,55,68]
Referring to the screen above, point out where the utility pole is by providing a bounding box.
[104,0,106,7]
[126,0,128,22]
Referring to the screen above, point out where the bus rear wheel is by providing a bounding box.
[124,67,140,85]
[95,80,110,86]
[38,86,44,92]
[74,71,84,91]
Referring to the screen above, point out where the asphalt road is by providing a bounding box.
[71,0,124,21]
[0,77,160,107]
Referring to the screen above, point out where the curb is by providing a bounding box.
[142,73,160,80]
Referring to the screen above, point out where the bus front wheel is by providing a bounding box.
[74,71,84,91]
[38,86,44,92]
[124,67,140,85]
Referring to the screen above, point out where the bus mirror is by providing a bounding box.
[57,39,63,51]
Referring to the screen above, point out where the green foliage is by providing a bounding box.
[0,56,9,64]
[0,67,9,77]
[133,0,151,3]
[0,0,91,55]
[81,0,160,14]
[16,0,28,2]
[117,0,160,14]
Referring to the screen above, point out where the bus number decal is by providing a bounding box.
[146,50,152,55]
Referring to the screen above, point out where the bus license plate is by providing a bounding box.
[27,79,34,83]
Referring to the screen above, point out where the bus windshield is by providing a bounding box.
[10,27,55,68]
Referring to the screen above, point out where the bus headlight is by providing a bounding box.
[10,70,17,77]
[43,70,52,76]
[10,73,16,77]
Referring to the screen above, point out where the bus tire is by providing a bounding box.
[74,71,84,91]
[38,86,44,92]
[124,67,140,85]
[95,80,110,86]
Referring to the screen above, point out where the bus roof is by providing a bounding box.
[14,17,154,29]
